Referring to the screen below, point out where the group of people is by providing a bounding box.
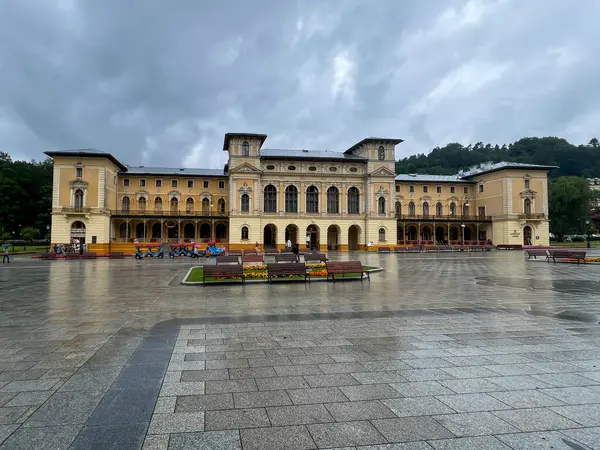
[52,240,88,255]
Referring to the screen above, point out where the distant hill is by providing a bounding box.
[395,137,600,178]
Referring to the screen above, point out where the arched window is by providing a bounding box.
[74,189,84,210]
[138,196,147,211]
[408,201,415,216]
[170,197,178,212]
[378,197,386,215]
[449,202,456,217]
[241,141,249,156]
[264,185,277,212]
[378,146,385,161]
[119,222,128,239]
[348,187,359,214]
[218,198,226,213]
[436,202,443,216]
[463,203,469,216]
[241,226,249,240]
[186,197,194,213]
[122,196,130,211]
[395,201,401,217]
[306,186,319,213]
[285,185,298,213]
[379,228,386,242]
[241,194,250,212]
[154,197,163,212]
[202,198,210,213]
[524,198,532,215]
[422,202,429,216]
[327,187,339,214]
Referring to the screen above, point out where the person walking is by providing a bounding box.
[305,234,311,250]
[2,245,9,264]
[286,239,292,249]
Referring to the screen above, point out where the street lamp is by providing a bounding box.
[585,219,592,248]
[460,223,466,248]
[46,224,51,253]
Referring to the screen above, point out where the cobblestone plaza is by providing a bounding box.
[1,251,600,449]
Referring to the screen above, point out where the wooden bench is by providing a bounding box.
[406,246,421,253]
[377,247,391,253]
[203,265,245,283]
[275,254,299,263]
[109,252,124,259]
[424,246,439,253]
[497,244,523,250]
[469,245,485,252]
[438,245,454,252]
[65,253,83,259]
[40,253,58,260]
[243,250,258,255]
[304,253,328,263]
[241,254,264,264]
[551,250,586,264]
[82,252,97,259]
[216,255,240,265]
[393,247,406,253]
[227,251,242,256]
[266,263,308,283]
[264,249,279,255]
[326,261,370,282]
[526,249,551,260]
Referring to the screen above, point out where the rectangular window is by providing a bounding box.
[479,184,484,193]
[76,167,83,178]
[156,179,162,188]
[187,180,194,188]
[423,186,428,193]
[92,236,97,244]
[450,186,455,194]
[172,179,178,188]
[436,186,442,194]
[525,179,530,189]
[124,179,130,187]
[203,181,209,189]
[395,185,400,193]
[463,187,468,194]
[478,206,486,217]
[218,181,225,189]
[409,185,415,193]
[139,179,146,187]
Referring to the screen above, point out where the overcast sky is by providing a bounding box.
[1,0,599,168]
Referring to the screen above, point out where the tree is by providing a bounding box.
[590,138,599,148]
[21,226,41,241]
[549,177,591,240]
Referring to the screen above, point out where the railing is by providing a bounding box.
[62,207,91,213]
[395,214,492,221]
[518,213,546,220]
[112,237,228,244]
[110,210,228,217]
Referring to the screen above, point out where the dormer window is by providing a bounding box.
[242,141,249,156]
[378,146,385,161]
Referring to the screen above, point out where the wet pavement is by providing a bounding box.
[1,251,600,449]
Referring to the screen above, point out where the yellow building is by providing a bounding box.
[45,134,554,253]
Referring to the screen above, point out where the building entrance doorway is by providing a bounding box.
[348,225,360,251]
[523,225,532,246]
[264,224,277,249]
[306,225,319,250]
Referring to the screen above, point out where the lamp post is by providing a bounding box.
[46,224,51,253]
[585,219,592,249]
[460,223,466,248]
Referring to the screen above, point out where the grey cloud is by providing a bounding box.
[0,0,598,167]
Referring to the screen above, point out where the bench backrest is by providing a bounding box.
[377,247,391,253]
[275,254,298,262]
[304,253,327,262]
[526,249,548,256]
[326,261,364,272]
[204,265,243,275]
[554,251,586,258]
[241,255,264,263]
[266,263,306,274]
[216,255,240,264]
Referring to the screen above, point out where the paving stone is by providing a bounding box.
[0,424,82,449]
[229,367,277,379]
[390,381,454,397]
[435,393,511,412]
[240,425,316,450]
[181,352,225,361]
[206,359,250,369]
[550,404,600,426]
[492,407,581,432]
[439,366,498,379]
[497,431,586,449]
[485,375,552,390]
[531,373,598,387]
[432,412,517,437]
[274,365,324,377]
[168,430,241,450]
[58,367,121,391]
[488,389,566,408]
[287,387,349,405]
[148,412,205,434]
[0,407,29,425]
[304,373,359,388]
[181,369,229,381]
[234,390,291,408]
[205,408,270,430]
[358,443,433,450]
[70,423,147,450]
[267,404,334,426]
[400,369,455,382]
[142,434,169,450]
[372,417,454,442]
[325,400,396,421]
[382,397,456,417]
[560,427,600,450]
[319,363,366,374]
[175,393,234,412]
[351,372,407,384]
[256,376,309,391]
[154,396,177,413]
[87,387,158,426]
[0,379,60,393]
[427,436,511,449]
[206,379,257,394]
[249,357,293,367]
[541,386,600,405]
[0,394,16,408]
[340,384,402,401]
[290,355,336,365]
[23,390,104,426]
[0,425,18,445]
[403,358,453,369]
[439,378,503,394]
[160,382,205,396]
[308,421,387,448]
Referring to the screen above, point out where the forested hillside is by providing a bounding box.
[395,137,600,178]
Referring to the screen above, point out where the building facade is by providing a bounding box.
[46,133,554,253]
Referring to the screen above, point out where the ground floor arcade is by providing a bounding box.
[109,218,229,245]
[396,220,493,245]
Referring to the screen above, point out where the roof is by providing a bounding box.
[458,161,558,178]
[223,133,268,151]
[395,174,474,183]
[44,149,127,171]
[124,167,225,177]
[260,149,366,161]
[344,137,404,155]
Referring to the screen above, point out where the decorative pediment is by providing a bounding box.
[69,179,88,189]
[370,167,396,177]
[520,188,537,199]
[375,186,389,198]
[239,182,252,195]
[168,190,181,200]
[421,195,432,202]
[135,190,149,200]
[230,162,262,174]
